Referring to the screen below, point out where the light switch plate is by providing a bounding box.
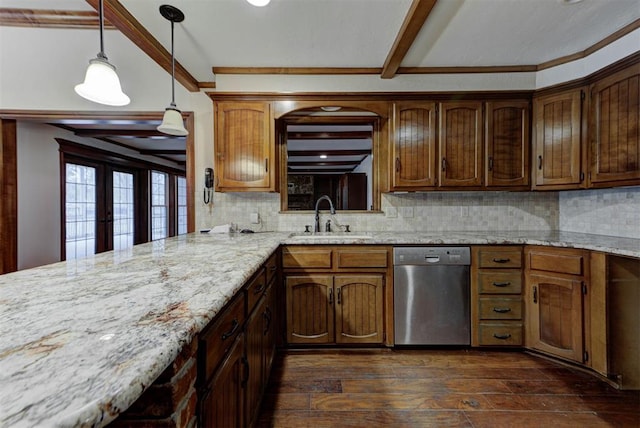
[385,207,398,218]
[399,206,414,218]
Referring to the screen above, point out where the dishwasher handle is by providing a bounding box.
[425,256,440,263]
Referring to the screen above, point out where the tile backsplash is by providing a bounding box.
[198,191,560,234]
[559,187,640,239]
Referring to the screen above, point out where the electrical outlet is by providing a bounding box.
[250,212,260,224]
[399,206,414,218]
[461,207,469,217]
[385,207,398,218]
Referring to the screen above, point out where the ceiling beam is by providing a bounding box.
[380,0,439,79]
[73,129,175,138]
[138,149,186,155]
[0,8,116,29]
[289,161,361,166]
[288,150,371,157]
[85,0,200,92]
[288,131,371,140]
[213,67,381,75]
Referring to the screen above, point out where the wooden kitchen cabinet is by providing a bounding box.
[532,88,586,189]
[439,101,483,187]
[390,101,437,189]
[214,101,276,192]
[282,245,391,346]
[471,246,524,347]
[485,101,530,188]
[285,275,335,344]
[200,333,245,428]
[525,246,589,363]
[589,64,640,187]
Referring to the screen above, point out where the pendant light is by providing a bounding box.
[157,5,188,136]
[75,0,130,106]
[247,0,271,6]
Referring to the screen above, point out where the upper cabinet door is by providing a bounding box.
[485,101,530,188]
[391,102,437,189]
[215,101,275,191]
[589,64,640,187]
[532,89,584,189]
[439,101,483,187]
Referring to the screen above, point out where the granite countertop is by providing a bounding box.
[1,230,638,427]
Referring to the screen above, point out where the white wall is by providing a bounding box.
[17,122,62,270]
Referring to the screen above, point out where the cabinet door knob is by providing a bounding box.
[493,333,512,340]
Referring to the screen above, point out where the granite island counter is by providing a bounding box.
[1,230,638,427]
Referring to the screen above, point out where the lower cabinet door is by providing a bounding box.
[245,296,266,427]
[200,334,245,428]
[334,275,384,344]
[527,273,584,362]
[286,275,335,344]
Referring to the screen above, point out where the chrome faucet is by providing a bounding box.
[314,195,336,233]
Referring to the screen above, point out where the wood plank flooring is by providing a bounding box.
[255,349,640,427]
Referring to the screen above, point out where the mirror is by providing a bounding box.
[281,111,376,211]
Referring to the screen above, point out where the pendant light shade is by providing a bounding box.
[75,0,130,106]
[247,0,271,6]
[158,107,188,136]
[157,5,188,137]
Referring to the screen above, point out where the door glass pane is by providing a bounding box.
[151,171,168,240]
[65,163,96,259]
[113,171,134,250]
[177,176,187,235]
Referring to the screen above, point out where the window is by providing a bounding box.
[151,171,168,240]
[112,171,134,250]
[177,176,187,235]
[65,163,97,259]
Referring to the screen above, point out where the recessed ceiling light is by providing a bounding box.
[319,154,328,159]
[560,0,584,4]
[320,106,342,112]
[246,0,270,6]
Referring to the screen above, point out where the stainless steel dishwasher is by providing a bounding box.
[394,247,471,345]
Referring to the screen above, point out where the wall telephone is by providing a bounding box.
[204,168,214,204]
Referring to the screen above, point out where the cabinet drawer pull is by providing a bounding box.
[221,319,239,340]
[492,281,511,287]
[493,333,512,340]
[492,307,512,313]
[492,258,511,263]
[253,281,266,295]
[241,356,249,387]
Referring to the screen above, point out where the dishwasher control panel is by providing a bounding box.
[393,247,471,266]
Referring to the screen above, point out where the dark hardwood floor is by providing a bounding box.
[256,349,640,427]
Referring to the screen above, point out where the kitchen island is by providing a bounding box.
[1,230,638,427]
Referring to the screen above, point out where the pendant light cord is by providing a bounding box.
[170,19,176,108]
[98,0,107,60]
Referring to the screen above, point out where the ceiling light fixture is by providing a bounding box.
[246,0,271,6]
[319,154,328,159]
[157,4,188,136]
[561,0,584,4]
[75,0,130,106]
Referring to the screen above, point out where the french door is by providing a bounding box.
[64,159,138,260]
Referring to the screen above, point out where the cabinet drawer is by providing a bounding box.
[478,271,522,294]
[478,248,522,268]
[282,247,332,269]
[528,249,584,276]
[265,253,278,284]
[246,268,266,315]
[337,248,388,269]
[200,294,246,381]
[479,297,522,320]
[478,322,523,346]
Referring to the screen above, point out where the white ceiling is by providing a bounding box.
[115,0,640,81]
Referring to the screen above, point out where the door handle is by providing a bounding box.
[221,319,239,340]
[533,286,538,304]
[488,156,494,171]
[441,157,447,172]
[328,288,333,304]
[538,155,543,170]
[337,288,341,305]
